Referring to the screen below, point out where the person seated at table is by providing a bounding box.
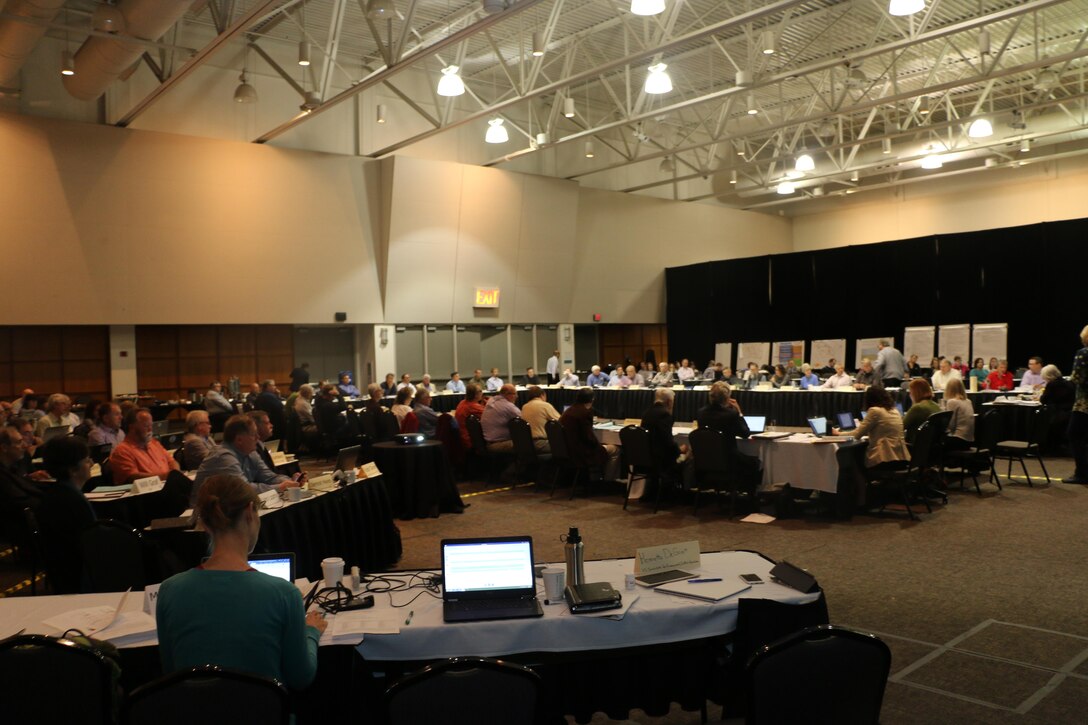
[1040,365,1073,409]
[560,368,580,387]
[985,359,1014,391]
[586,365,609,387]
[71,400,100,439]
[822,363,853,389]
[641,387,689,494]
[832,385,910,473]
[769,364,788,388]
[37,435,96,594]
[906,354,922,378]
[364,384,386,415]
[559,388,620,480]
[930,359,961,391]
[798,364,821,390]
[720,366,742,386]
[396,373,414,391]
[243,382,260,412]
[695,382,762,491]
[608,367,632,388]
[7,418,43,475]
[446,371,466,394]
[676,359,695,382]
[701,361,718,380]
[390,387,414,425]
[0,425,45,542]
[852,359,878,389]
[988,357,999,372]
[412,390,440,438]
[521,386,560,452]
[247,411,278,470]
[380,373,398,397]
[193,416,301,503]
[486,368,505,392]
[200,382,233,417]
[182,410,218,470]
[33,393,81,438]
[927,357,942,375]
[337,372,362,399]
[741,362,764,390]
[156,474,326,691]
[522,368,540,386]
[650,362,673,387]
[293,384,320,444]
[951,356,970,378]
[469,369,486,387]
[109,408,180,484]
[940,378,975,451]
[415,374,437,396]
[254,380,286,437]
[903,378,940,444]
[481,384,520,453]
[968,358,989,390]
[87,402,124,448]
[454,383,486,450]
[626,365,646,386]
[10,388,33,416]
[1021,356,1045,390]
[817,359,837,375]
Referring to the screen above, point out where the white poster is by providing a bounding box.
[904,326,936,363]
[972,323,1008,364]
[810,339,846,368]
[855,337,889,369]
[737,342,771,369]
[713,342,733,369]
[774,340,805,366]
[938,324,971,362]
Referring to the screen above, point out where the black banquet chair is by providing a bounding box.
[994,405,1053,486]
[618,425,663,512]
[0,634,119,725]
[509,416,550,487]
[689,427,744,517]
[124,665,290,725]
[745,625,891,725]
[385,656,542,725]
[80,519,146,593]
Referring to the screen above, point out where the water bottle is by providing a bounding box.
[563,526,585,586]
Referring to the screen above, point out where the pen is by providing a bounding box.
[688,578,722,584]
[404,610,414,626]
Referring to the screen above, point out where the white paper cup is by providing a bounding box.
[321,557,345,588]
[542,567,566,602]
[287,487,302,503]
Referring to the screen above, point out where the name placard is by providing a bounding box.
[257,489,281,509]
[623,419,642,427]
[635,540,701,575]
[270,451,289,466]
[133,476,164,495]
[143,582,162,617]
[360,462,382,479]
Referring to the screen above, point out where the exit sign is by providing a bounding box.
[474,287,501,308]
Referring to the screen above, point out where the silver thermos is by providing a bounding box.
[563,526,585,586]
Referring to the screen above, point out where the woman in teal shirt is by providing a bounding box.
[156,474,326,689]
[968,358,989,390]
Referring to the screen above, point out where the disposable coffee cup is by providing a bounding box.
[542,567,565,602]
[321,557,345,589]
[287,487,302,503]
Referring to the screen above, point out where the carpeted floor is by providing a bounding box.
[392,455,1088,724]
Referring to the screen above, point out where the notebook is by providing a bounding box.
[655,579,751,602]
[441,536,544,623]
[248,553,296,582]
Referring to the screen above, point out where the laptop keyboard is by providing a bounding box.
[451,598,538,611]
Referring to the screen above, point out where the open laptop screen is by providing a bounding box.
[442,538,535,595]
[247,553,295,582]
[835,412,856,430]
[742,415,766,434]
[807,417,827,436]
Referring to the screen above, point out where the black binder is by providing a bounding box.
[564,582,622,613]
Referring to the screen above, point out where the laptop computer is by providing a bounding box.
[335,445,360,471]
[746,415,791,440]
[807,416,829,436]
[42,425,70,442]
[441,536,544,623]
[152,420,170,437]
[247,552,296,582]
[863,403,905,419]
[834,411,857,431]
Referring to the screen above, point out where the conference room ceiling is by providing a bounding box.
[15,1,1088,211]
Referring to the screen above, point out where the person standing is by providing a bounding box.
[874,339,907,388]
[546,350,561,385]
[1064,326,1088,484]
[288,363,310,392]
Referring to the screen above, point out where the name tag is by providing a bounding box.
[359,462,381,479]
[133,476,164,494]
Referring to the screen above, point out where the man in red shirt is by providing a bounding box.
[453,383,486,450]
[109,408,180,483]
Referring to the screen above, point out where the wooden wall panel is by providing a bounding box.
[12,361,63,392]
[137,358,178,393]
[11,328,62,361]
[0,364,13,397]
[63,360,109,397]
[177,327,218,358]
[0,330,12,361]
[256,326,293,355]
[178,358,218,390]
[218,327,256,357]
[597,324,668,369]
[220,356,258,384]
[61,327,108,360]
[257,355,293,384]
[600,327,623,347]
[137,327,178,358]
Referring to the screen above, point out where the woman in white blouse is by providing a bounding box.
[940,377,975,450]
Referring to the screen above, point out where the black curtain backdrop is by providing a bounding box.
[666,217,1088,373]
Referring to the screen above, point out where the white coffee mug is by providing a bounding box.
[542,567,565,602]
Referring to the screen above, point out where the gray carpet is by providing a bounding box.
[393,455,1088,724]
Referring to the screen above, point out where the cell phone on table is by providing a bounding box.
[739,573,764,585]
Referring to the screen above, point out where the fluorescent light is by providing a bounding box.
[60,50,75,76]
[532,32,544,57]
[794,153,815,172]
[967,117,993,138]
[920,153,943,169]
[563,98,575,118]
[777,181,795,195]
[760,30,776,55]
[584,141,595,158]
[437,65,465,96]
[888,0,925,16]
[298,41,311,66]
[485,118,509,143]
[630,0,665,16]
[644,63,672,94]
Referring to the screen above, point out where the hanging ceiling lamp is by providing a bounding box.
[794,153,815,173]
[630,0,666,17]
[888,0,925,17]
[437,65,465,96]
[563,97,576,118]
[366,0,396,19]
[484,118,509,143]
[584,141,595,158]
[967,117,993,138]
[234,72,257,103]
[776,181,795,195]
[644,63,672,94]
[92,1,125,33]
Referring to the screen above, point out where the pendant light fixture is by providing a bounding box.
[584,141,595,158]
[377,104,387,124]
[644,63,672,94]
[366,0,396,19]
[920,150,943,169]
[532,32,545,57]
[298,41,311,66]
[794,153,815,173]
[234,72,257,103]
[776,181,795,195]
[92,1,125,33]
[746,94,758,115]
[60,50,75,76]
[437,65,465,96]
[660,156,675,173]
[760,30,776,55]
[563,97,576,118]
[485,118,509,143]
[882,138,892,154]
[967,117,993,138]
[888,0,925,16]
[630,0,665,16]
[730,170,738,184]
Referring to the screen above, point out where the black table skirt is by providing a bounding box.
[372,441,465,520]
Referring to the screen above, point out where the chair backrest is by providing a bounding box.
[378,410,400,441]
[172,446,186,468]
[618,425,654,469]
[89,443,113,464]
[974,409,1003,451]
[400,411,420,434]
[544,419,571,462]
[385,656,542,725]
[689,427,731,475]
[925,409,953,438]
[465,415,488,456]
[1028,405,1054,445]
[79,519,145,593]
[126,665,289,725]
[508,417,538,464]
[729,593,830,685]
[909,416,943,471]
[434,413,463,465]
[746,625,891,725]
[0,634,118,725]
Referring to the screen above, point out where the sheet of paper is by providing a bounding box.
[43,605,116,634]
[740,513,776,524]
[576,594,640,620]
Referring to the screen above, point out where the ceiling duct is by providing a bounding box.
[62,0,192,101]
[0,0,67,89]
